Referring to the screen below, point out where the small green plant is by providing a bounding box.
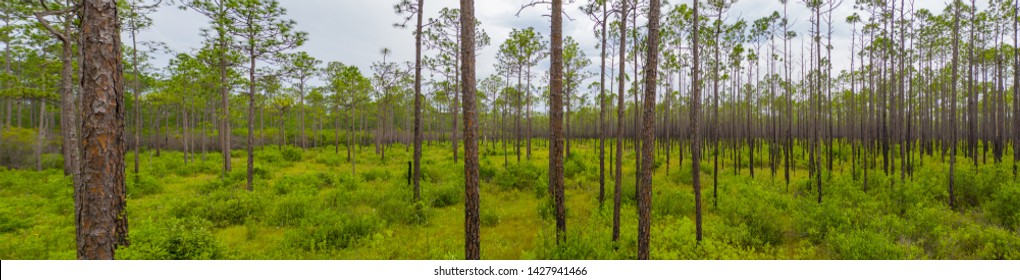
[430,182,462,208]
[118,217,222,260]
[481,207,500,227]
[127,173,163,198]
[282,147,303,162]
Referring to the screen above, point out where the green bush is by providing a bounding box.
[495,162,543,192]
[272,173,326,196]
[171,190,266,227]
[334,172,360,190]
[796,201,852,244]
[564,154,588,179]
[126,173,163,198]
[287,213,382,251]
[430,182,462,208]
[986,185,1020,231]
[537,197,566,221]
[827,230,910,260]
[479,160,497,182]
[0,211,29,234]
[653,187,693,218]
[481,207,500,227]
[282,147,303,162]
[119,217,222,260]
[361,168,391,182]
[268,194,312,227]
[669,165,694,185]
[378,198,430,225]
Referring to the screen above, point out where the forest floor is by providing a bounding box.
[1,140,1019,259]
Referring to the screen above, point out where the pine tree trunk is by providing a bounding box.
[949,3,960,210]
[77,0,125,259]
[460,0,480,260]
[691,0,704,243]
[613,0,628,243]
[637,0,660,260]
[413,0,424,201]
[549,0,566,245]
[597,0,607,207]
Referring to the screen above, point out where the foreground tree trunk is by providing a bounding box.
[613,0,627,244]
[549,0,566,245]
[691,0,704,243]
[637,0,660,260]
[77,0,125,259]
[460,0,480,260]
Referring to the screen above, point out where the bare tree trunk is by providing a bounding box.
[1014,0,1019,177]
[549,0,566,246]
[218,0,231,175]
[77,0,125,259]
[36,99,46,171]
[637,0,659,260]
[613,0,627,243]
[598,0,607,207]
[413,0,424,201]
[247,47,256,191]
[949,2,960,210]
[691,0,704,243]
[460,0,480,260]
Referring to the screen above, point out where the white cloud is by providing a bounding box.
[135,0,961,91]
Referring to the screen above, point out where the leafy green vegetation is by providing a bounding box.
[1,142,1018,260]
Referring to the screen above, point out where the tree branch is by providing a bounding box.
[33,11,70,43]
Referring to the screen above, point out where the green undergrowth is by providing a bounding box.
[1,142,1018,259]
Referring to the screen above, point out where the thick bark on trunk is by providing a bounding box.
[692,0,704,243]
[460,0,480,260]
[550,0,566,246]
[77,0,125,259]
[637,0,660,260]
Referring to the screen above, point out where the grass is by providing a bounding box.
[0,140,1018,259]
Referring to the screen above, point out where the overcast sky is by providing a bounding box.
[137,0,963,92]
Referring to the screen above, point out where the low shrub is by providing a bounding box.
[282,147,303,162]
[564,154,588,179]
[287,213,382,251]
[171,190,266,227]
[378,198,429,225]
[986,185,1020,232]
[126,173,163,198]
[494,162,543,192]
[0,211,29,234]
[361,168,391,182]
[268,194,312,227]
[827,230,920,260]
[119,217,222,260]
[430,182,462,208]
[479,160,497,182]
[481,207,500,227]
